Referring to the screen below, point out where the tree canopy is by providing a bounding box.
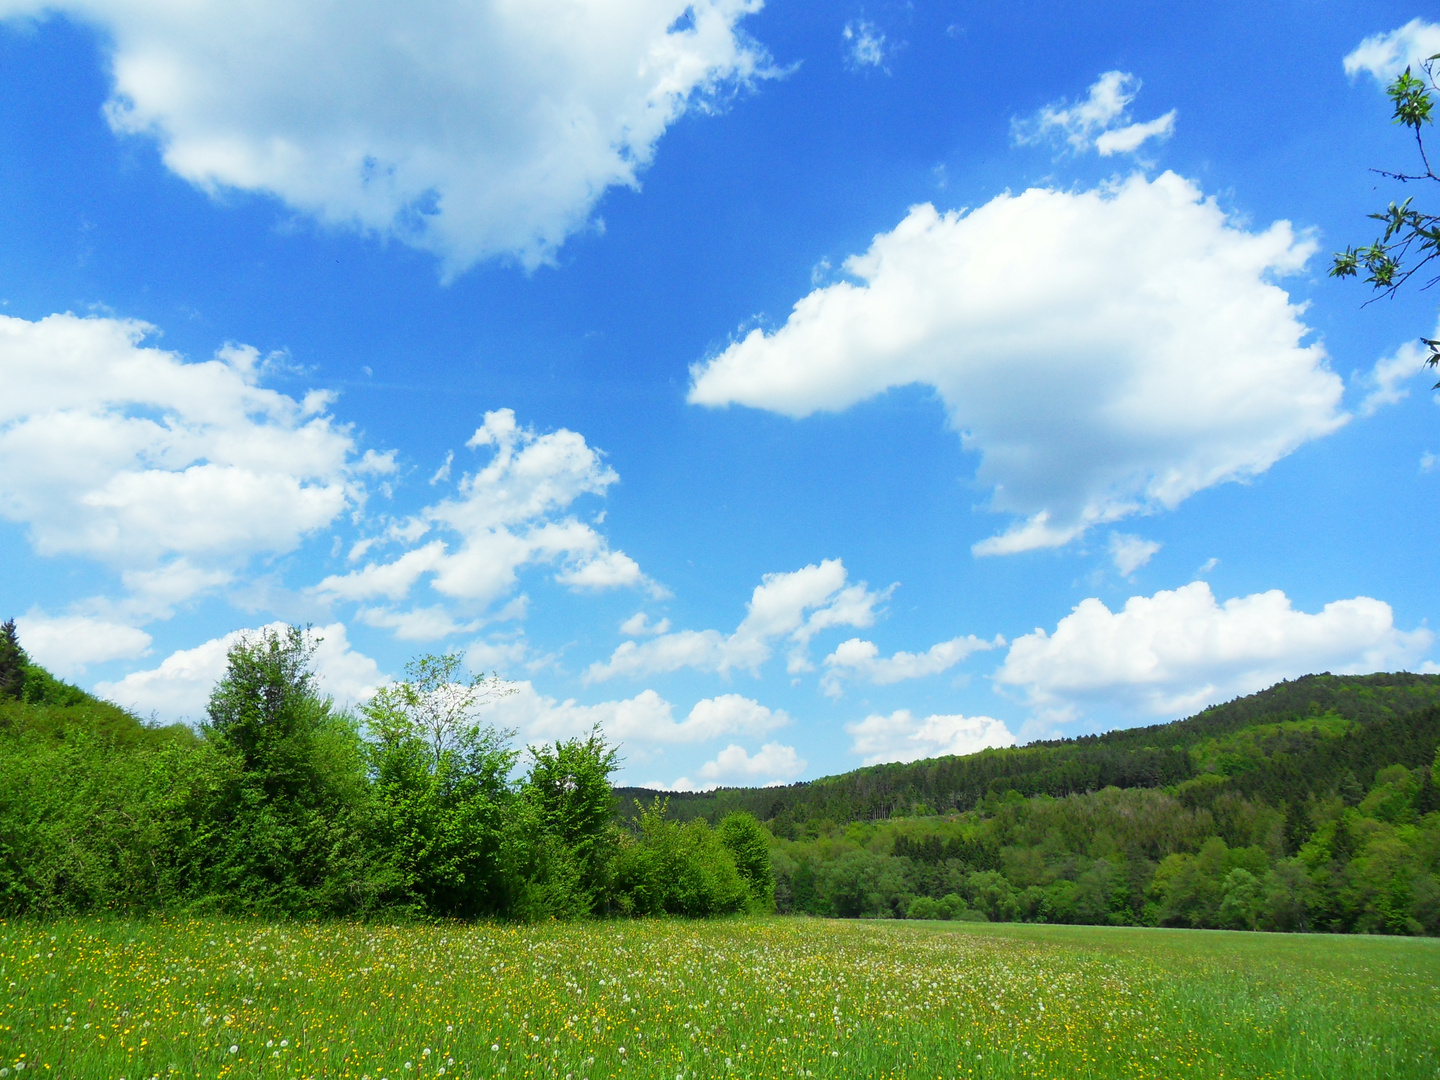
[1331,57,1440,380]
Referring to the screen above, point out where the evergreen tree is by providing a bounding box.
[0,619,26,700]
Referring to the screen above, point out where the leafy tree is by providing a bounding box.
[202,625,383,914]
[521,728,621,914]
[0,620,26,701]
[717,811,775,910]
[367,652,513,768]
[1331,57,1440,379]
[612,799,750,917]
[362,653,518,916]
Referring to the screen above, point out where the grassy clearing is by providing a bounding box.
[1,917,1435,1080]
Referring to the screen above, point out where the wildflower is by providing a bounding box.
[228,1046,238,1055]
[280,1040,289,1048]
[491,1044,499,1052]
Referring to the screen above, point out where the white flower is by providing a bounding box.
[280,1040,289,1048]
[618,1047,625,1055]
[491,1044,499,1052]
[228,1046,238,1055]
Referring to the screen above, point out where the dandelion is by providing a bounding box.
[228,1046,238,1055]
[491,1044,499,1052]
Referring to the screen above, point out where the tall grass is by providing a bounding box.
[2,917,1435,1079]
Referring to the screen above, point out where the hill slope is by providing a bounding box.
[616,673,1440,832]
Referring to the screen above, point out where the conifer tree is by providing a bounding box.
[0,619,26,700]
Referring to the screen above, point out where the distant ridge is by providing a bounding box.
[616,673,1440,830]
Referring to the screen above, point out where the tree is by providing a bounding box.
[364,652,513,768]
[202,625,381,913]
[0,619,25,701]
[717,811,775,910]
[1331,56,1440,380]
[521,729,621,913]
[361,653,518,916]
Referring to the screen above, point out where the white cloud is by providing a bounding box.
[356,604,481,642]
[584,558,889,681]
[996,581,1434,720]
[463,636,531,673]
[316,409,656,626]
[689,172,1344,553]
[671,741,806,790]
[554,549,651,592]
[95,621,385,722]
[1422,451,1438,474]
[492,683,787,747]
[1109,533,1161,576]
[820,633,1002,696]
[1357,328,1437,416]
[1344,19,1440,82]
[0,315,372,608]
[845,709,1015,766]
[14,612,152,677]
[1014,71,1176,157]
[620,612,672,636]
[842,20,886,70]
[0,0,771,275]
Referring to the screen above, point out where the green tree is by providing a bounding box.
[201,625,382,914]
[0,620,26,701]
[717,811,775,910]
[521,728,621,914]
[362,654,518,916]
[1332,57,1440,378]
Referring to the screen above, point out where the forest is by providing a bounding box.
[0,621,773,920]
[2,619,1438,934]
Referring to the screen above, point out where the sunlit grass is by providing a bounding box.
[2,917,1435,1079]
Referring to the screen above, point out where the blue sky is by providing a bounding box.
[2,0,1439,787]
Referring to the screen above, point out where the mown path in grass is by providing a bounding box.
[1,917,1435,1080]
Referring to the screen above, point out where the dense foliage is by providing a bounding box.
[630,674,1440,934]
[0,625,771,920]
[4,615,1438,933]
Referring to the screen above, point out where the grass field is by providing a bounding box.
[2,917,1436,1080]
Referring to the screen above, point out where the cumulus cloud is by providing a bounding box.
[1109,533,1161,576]
[491,683,787,748]
[620,612,672,636]
[317,409,656,630]
[842,20,886,70]
[671,741,806,790]
[0,313,378,611]
[0,0,771,275]
[584,558,890,681]
[95,621,385,722]
[820,633,1002,696]
[1013,71,1176,157]
[996,581,1434,721]
[15,612,152,677]
[1356,326,1438,417]
[1344,19,1440,82]
[689,172,1344,553]
[845,709,1015,766]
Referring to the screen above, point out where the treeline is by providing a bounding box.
[0,622,771,919]
[617,673,1440,831]
[629,671,1440,935]
[769,757,1440,934]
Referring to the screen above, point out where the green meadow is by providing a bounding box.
[3,917,1435,1080]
